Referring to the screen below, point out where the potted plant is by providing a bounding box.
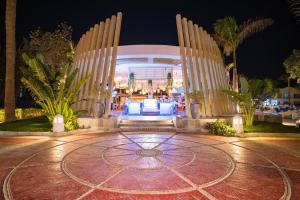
[148,80,153,98]
[188,90,204,119]
[167,72,173,88]
[128,73,135,90]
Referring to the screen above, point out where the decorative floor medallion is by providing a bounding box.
[1,132,295,199]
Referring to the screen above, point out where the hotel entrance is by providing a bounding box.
[111,45,185,120]
[73,14,235,129]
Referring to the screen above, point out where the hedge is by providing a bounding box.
[0,108,45,123]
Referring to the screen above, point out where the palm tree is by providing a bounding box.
[20,54,90,130]
[289,0,300,22]
[213,17,274,92]
[4,0,17,122]
[225,76,276,126]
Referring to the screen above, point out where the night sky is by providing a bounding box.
[1,0,300,80]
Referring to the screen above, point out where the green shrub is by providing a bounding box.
[0,108,45,123]
[20,53,90,131]
[206,119,236,136]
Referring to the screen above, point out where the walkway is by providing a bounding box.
[0,132,299,199]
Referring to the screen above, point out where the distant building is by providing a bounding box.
[276,87,300,106]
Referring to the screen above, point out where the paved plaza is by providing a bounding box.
[0,132,299,199]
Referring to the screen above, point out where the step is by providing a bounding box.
[119,123,174,127]
[120,126,175,132]
[120,120,173,124]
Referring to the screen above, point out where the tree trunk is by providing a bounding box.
[232,68,238,92]
[4,0,17,122]
[232,50,239,92]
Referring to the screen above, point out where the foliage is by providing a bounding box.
[213,17,239,57]
[20,23,74,76]
[0,116,51,132]
[128,73,135,90]
[213,17,274,59]
[289,0,300,22]
[248,78,276,105]
[167,72,173,88]
[225,75,276,126]
[187,90,204,104]
[206,119,236,136]
[244,121,300,133]
[284,49,300,83]
[226,90,255,126]
[0,108,45,123]
[225,76,255,126]
[148,80,153,86]
[213,16,273,93]
[20,53,90,131]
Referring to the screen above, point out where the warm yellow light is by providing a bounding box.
[232,115,243,134]
[115,76,122,82]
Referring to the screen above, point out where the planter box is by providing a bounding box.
[77,116,118,130]
[175,116,231,132]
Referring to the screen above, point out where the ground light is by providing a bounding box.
[232,115,244,134]
[53,114,64,132]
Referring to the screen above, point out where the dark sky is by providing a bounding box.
[1,0,300,80]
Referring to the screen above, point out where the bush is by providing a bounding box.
[0,108,45,123]
[20,54,90,131]
[206,119,236,136]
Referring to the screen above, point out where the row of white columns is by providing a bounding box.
[176,14,235,117]
[72,12,122,118]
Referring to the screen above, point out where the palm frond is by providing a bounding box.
[238,18,274,44]
[214,17,238,44]
[65,66,78,96]
[21,77,48,101]
[67,74,91,105]
[20,53,90,131]
[212,34,226,47]
[239,76,249,94]
[213,17,238,55]
[289,0,300,22]
[225,63,234,72]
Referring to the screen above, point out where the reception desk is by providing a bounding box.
[160,102,173,115]
[128,102,141,115]
[126,99,174,115]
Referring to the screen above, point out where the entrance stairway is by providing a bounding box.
[119,119,175,132]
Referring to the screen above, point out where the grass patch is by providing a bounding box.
[0,116,51,132]
[244,121,300,133]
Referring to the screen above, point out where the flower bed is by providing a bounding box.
[0,108,45,123]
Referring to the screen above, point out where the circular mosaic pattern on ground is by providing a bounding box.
[62,135,235,194]
[2,132,291,200]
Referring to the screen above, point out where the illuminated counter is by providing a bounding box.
[160,102,173,115]
[128,102,141,115]
[143,99,159,113]
[126,99,175,115]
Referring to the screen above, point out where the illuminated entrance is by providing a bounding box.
[113,45,183,117]
[72,12,235,122]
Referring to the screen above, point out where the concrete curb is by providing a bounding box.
[0,128,121,137]
[238,132,300,138]
[1,129,300,138]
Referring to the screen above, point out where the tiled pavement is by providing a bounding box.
[0,132,299,199]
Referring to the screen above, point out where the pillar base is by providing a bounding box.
[77,116,118,130]
[175,116,231,132]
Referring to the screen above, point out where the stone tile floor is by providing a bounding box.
[0,132,299,199]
